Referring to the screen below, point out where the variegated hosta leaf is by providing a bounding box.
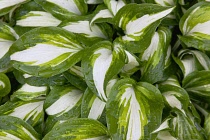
[81,78,118,124]
[120,50,140,76]
[85,0,103,4]
[61,20,113,46]
[44,85,83,133]
[10,83,48,101]
[179,2,210,51]
[45,85,83,116]
[0,73,11,97]
[159,75,181,87]
[154,0,175,6]
[81,88,106,124]
[0,99,44,127]
[104,0,126,16]
[43,118,110,140]
[82,41,126,101]
[106,78,164,140]
[16,11,61,27]
[34,0,88,19]
[10,27,85,77]
[0,0,30,16]
[90,7,114,25]
[154,110,206,140]
[0,116,41,140]
[13,70,68,86]
[114,3,174,53]
[182,70,210,102]
[139,26,172,84]
[0,22,19,72]
[158,83,190,112]
[173,49,210,77]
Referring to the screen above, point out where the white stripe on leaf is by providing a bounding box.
[0,0,27,10]
[16,11,61,27]
[0,132,21,140]
[188,20,210,36]
[88,97,106,120]
[141,32,159,61]
[17,83,47,93]
[122,7,174,41]
[90,9,113,25]
[93,48,113,101]
[120,87,144,140]
[63,21,107,39]
[45,89,83,116]
[9,101,44,121]
[182,7,200,35]
[0,40,13,59]
[122,51,139,73]
[46,0,81,15]
[10,44,74,66]
[109,0,126,15]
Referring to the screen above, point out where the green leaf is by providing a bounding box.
[43,118,110,140]
[0,99,45,127]
[34,0,88,20]
[0,73,11,97]
[0,0,30,16]
[10,27,85,77]
[16,11,61,27]
[63,69,87,91]
[0,116,41,140]
[182,70,210,102]
[179,2,210,51]
[106,78,164,140]
[82,41,126,101]
[11,83,48,101]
